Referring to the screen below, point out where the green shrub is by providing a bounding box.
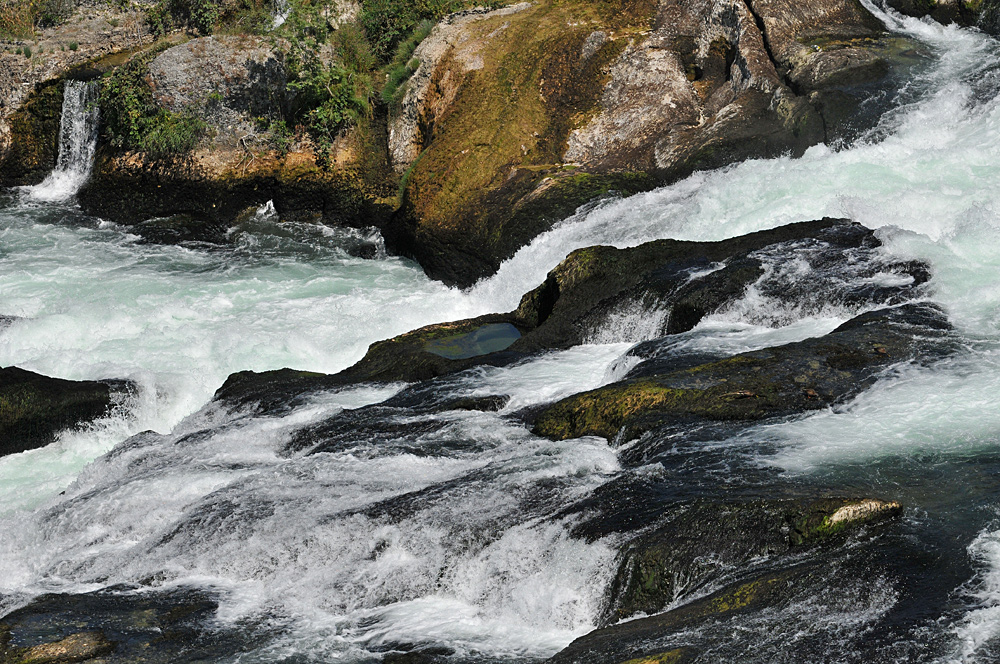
[288,53,371,144]
[359,0,497,60]
[100,48,207,159]
[0,0,75,38]
[379,18,432,107]
[146,0,272,36]
[265,119,293,156]
[68,40,78,50]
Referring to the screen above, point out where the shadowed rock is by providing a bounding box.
[0,367,130,456]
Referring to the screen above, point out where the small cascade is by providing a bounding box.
[28,80,100,202]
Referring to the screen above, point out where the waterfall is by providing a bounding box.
[28,80,100,202]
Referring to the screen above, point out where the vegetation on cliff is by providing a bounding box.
[99,45,208,159]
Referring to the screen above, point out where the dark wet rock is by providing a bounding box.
[548,564,820,664]
[511,219,927,351]
[381,645,455,664]
[212,368,331,416]
[0,587,266,663]
[215,218,930,416]
[603,497,902,623]
[0,366,130,456]
[131,214,230,246]
[214,317,530,417]
[0,316,22,330]
[339,315,531,384]
[886,0,981,27]
[533,303,952,442]
[288,404,454,456]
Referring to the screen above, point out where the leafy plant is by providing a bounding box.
[288,52,371,161]
[146,0,272,36]
[99,48,207,159]
[359,0,499,60]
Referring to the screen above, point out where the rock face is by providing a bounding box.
[388,2,535,171]
[74,35,394,233]
[148,35,288,148]
[0,366,125,456]
[386,0,924,286]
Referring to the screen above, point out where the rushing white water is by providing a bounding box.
[28,81,100,202]
[7,2,1000,661]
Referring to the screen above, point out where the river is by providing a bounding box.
[3,4,1000,662]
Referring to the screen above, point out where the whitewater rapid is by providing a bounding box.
[5,2,1000,661]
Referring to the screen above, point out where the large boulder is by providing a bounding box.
[385,0,926,286]
[147,35,288,149]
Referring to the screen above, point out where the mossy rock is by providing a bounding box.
[548,565,819,663]
[0,630,114,664]
[618,649,697,664]
[0,81,65,187]
[0,366,126,456]
[532,303,951,442]
[386,0,660,287]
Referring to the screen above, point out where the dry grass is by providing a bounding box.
[0,0,37,39]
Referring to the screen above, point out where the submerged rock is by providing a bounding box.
[0,629,114,664]
[0,367,129,456]
[549,564,820,664]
